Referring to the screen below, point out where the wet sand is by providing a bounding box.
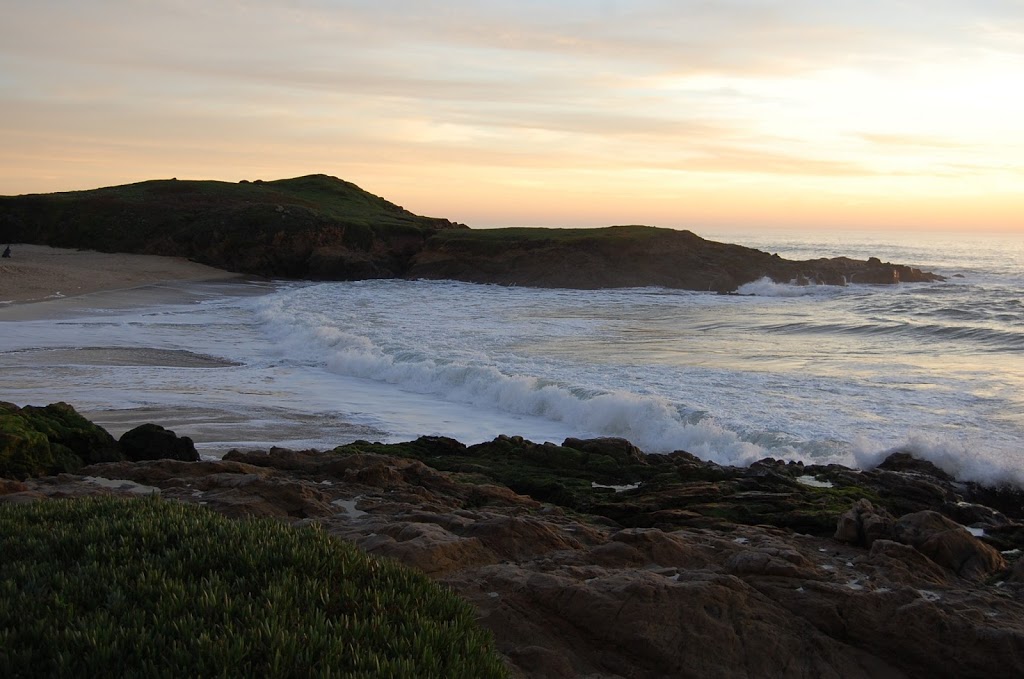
[0,245,359,456]
[0,244,239,306]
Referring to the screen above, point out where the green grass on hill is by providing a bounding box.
[0,175,453,257]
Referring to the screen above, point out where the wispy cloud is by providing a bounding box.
[1,1,1022,230]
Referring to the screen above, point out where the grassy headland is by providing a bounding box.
[0,175,942,291]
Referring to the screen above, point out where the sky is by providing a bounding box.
[1,1,1022,233]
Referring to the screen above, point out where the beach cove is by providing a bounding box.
[3,234,1024,676]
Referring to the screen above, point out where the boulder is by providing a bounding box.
[449,566,907,679]
[460,516,583,560]
[119,423,199,462]
[876,451,954,482]
[867,539,952,587]
[562,437,646,465]
[835,499,895,548]
[358,522,496,577]
[894,510,1007,580]
[0,401,121,478]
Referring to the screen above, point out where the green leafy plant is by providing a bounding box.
[0,496,507,678]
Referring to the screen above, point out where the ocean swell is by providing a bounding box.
[249,275,1024,487]
[254,291,771,465]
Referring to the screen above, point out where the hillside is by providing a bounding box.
[0,175,467,279]
[0,176,942,291]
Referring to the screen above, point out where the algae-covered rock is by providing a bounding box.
[0,405,56,478]
[0,402,121,479]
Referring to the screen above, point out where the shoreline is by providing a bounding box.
[0,244,240,307]
[4,401,1024,678]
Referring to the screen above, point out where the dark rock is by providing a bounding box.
[835,499,895,548]
[450,566,909,679]
[11,407,1024,678]
[608,528,715,569]
[1009,558,1024,584]
[942,500,1009,528]
[724,546,818,579]
[561,436,646,465]
[867,539,953,587]
[119,423,199,462]
[859,466,957,516]
[0,479,28,495]
[980,523,1024,553]
[876,451,954,482]
[408,225,943,292]
[12,434,1024,679]
[460,516,583,561]
[962,482,1024,522]
[893,510,1007,580]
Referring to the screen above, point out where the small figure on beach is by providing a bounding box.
[2,245,10,258]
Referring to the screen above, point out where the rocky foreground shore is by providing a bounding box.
[2,403,1023,678]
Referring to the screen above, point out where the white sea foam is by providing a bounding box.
[854,434,1024,489]
[254,292,774,465]
[591,482,641,492]
[735,276,843,297]
[3,234,1022,488]
[244,268,1024,479]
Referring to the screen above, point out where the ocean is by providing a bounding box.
[2,229,1021,487]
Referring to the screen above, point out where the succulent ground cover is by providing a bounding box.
[0,495,507,678]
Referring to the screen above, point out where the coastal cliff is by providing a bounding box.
[3,403,1023,678]
[0,175,942,292]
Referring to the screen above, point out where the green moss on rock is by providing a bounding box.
[0,409,55,478]
[0,402,122,479]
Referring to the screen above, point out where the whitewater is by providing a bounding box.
[1,230,1021,486]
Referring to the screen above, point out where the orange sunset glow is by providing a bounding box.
[1,1,1022,233]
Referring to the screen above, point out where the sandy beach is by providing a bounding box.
[0,244,239,306]
[0,248,371,456]
[0,244,289,451]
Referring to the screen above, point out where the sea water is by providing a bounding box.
[1,230,1021,486]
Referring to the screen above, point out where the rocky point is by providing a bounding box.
[3,406,1023,678]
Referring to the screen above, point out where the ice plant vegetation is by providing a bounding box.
[0,495,507,678]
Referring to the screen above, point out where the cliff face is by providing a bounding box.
[408,225,942,292]
[0,177,943,291]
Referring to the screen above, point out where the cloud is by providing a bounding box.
[858,134,969,149]
[2,1,1023,230]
